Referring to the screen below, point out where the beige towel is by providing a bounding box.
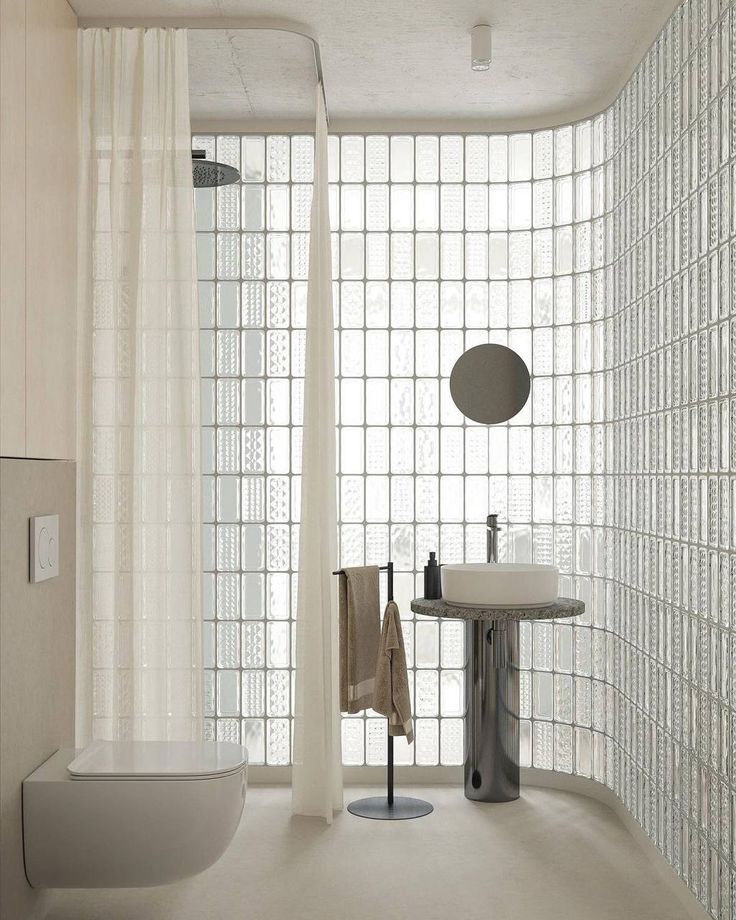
[339,566,381,714]
[373,600,414,744]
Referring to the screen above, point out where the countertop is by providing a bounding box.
[410,597,585,621]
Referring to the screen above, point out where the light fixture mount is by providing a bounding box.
[471,24,492,72]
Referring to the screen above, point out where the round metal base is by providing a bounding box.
[347,795,433,820]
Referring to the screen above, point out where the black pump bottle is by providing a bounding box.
[423,552,441,600]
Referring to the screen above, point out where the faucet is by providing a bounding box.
[485,513,506,665]
[486,513,501,564]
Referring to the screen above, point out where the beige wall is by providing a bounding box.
[0,0,77,460]
[0,459,76,920]
[0,3,78,917]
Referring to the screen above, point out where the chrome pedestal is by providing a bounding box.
[464,618,520,802]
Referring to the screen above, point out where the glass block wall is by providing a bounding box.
[604,1,736,914]
[194,0,735,911]
[195,122,602,770]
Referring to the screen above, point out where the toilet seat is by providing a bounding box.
[68,739,248,781]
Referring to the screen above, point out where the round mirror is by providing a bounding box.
[449,344,530,424]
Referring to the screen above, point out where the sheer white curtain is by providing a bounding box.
[77,28,202,744]
[292,85,343,821]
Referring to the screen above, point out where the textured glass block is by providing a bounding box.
[366,718,387,765]
[341,718,365,766]
[216,621,240,668]
[266,670,290,716]
[242,622,265,668]
[439,718,463,765]
[216,719,240,743]
[216,572,240,621]
[415,719,439,765]
[266,718,290,765]
[532,721,553,769]
[242,281,265,327]
[365,136,389,182]
[242,234,265,279]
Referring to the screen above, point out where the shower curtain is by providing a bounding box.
[291,85,343,820]
[76,28,202,743]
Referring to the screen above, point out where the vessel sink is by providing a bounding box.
[441,563,559,608]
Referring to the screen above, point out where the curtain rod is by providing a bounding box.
[76,16,330,125]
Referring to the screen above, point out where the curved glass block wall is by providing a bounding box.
[193,0,735,913]
[196,121,603,771]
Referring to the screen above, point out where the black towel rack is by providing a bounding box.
[333,561,433,820]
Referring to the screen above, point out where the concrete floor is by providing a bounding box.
[47,785,691,920]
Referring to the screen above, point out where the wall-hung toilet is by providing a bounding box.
[23,740,247,888]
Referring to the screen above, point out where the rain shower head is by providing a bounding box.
[192,149,240,188]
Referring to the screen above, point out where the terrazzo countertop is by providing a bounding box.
[410,597,585,621]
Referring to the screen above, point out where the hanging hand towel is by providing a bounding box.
[374,600,414,744]
[339,566,381,714]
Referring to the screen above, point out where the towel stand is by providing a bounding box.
[332,562,433,820]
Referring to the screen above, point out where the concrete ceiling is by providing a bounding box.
[73,0,681,131]
[188,30,317,125]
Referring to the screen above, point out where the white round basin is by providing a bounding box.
[441,563,559,608]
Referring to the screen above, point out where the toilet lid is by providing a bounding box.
[68,740,248,780]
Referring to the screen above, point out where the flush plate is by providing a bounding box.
[30,514,59,583]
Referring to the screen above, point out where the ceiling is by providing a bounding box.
[73,0,681,131]
[188,30,317,124]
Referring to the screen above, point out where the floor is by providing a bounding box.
[47,785,692,920]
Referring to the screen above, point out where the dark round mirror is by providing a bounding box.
[449,344,530,424]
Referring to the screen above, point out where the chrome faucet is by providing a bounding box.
[486,513,502,564]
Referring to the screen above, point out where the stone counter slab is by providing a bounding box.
[410,597,585,621]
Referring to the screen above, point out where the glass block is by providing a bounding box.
[266,670,290,716]
[242,720,265,765]
[489,135,508,181]
[366,718,387,765]
[266,719,290,765]
[415,619,439,668]
[216,573,240,620]
[342,718,365,766]
[415,136,439,183]
[216,719,240,743]
[440,670,464,716]
[465,135,489,182]
[388,136,414,183]
[242,622,265,668]
[241,137,265,182]
[242,573,264,620]
[509,134,532,180]
[415,719,439,765]
[440,718,464,765]
[217,670,240,716]
[215,619,240,669]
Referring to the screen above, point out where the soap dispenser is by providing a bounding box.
[423,552,441,600]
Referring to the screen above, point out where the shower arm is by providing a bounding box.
[76,16,330,125]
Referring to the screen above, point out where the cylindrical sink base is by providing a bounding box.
[464,619,520,802]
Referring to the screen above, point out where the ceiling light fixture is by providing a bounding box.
[471,24,492,72]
